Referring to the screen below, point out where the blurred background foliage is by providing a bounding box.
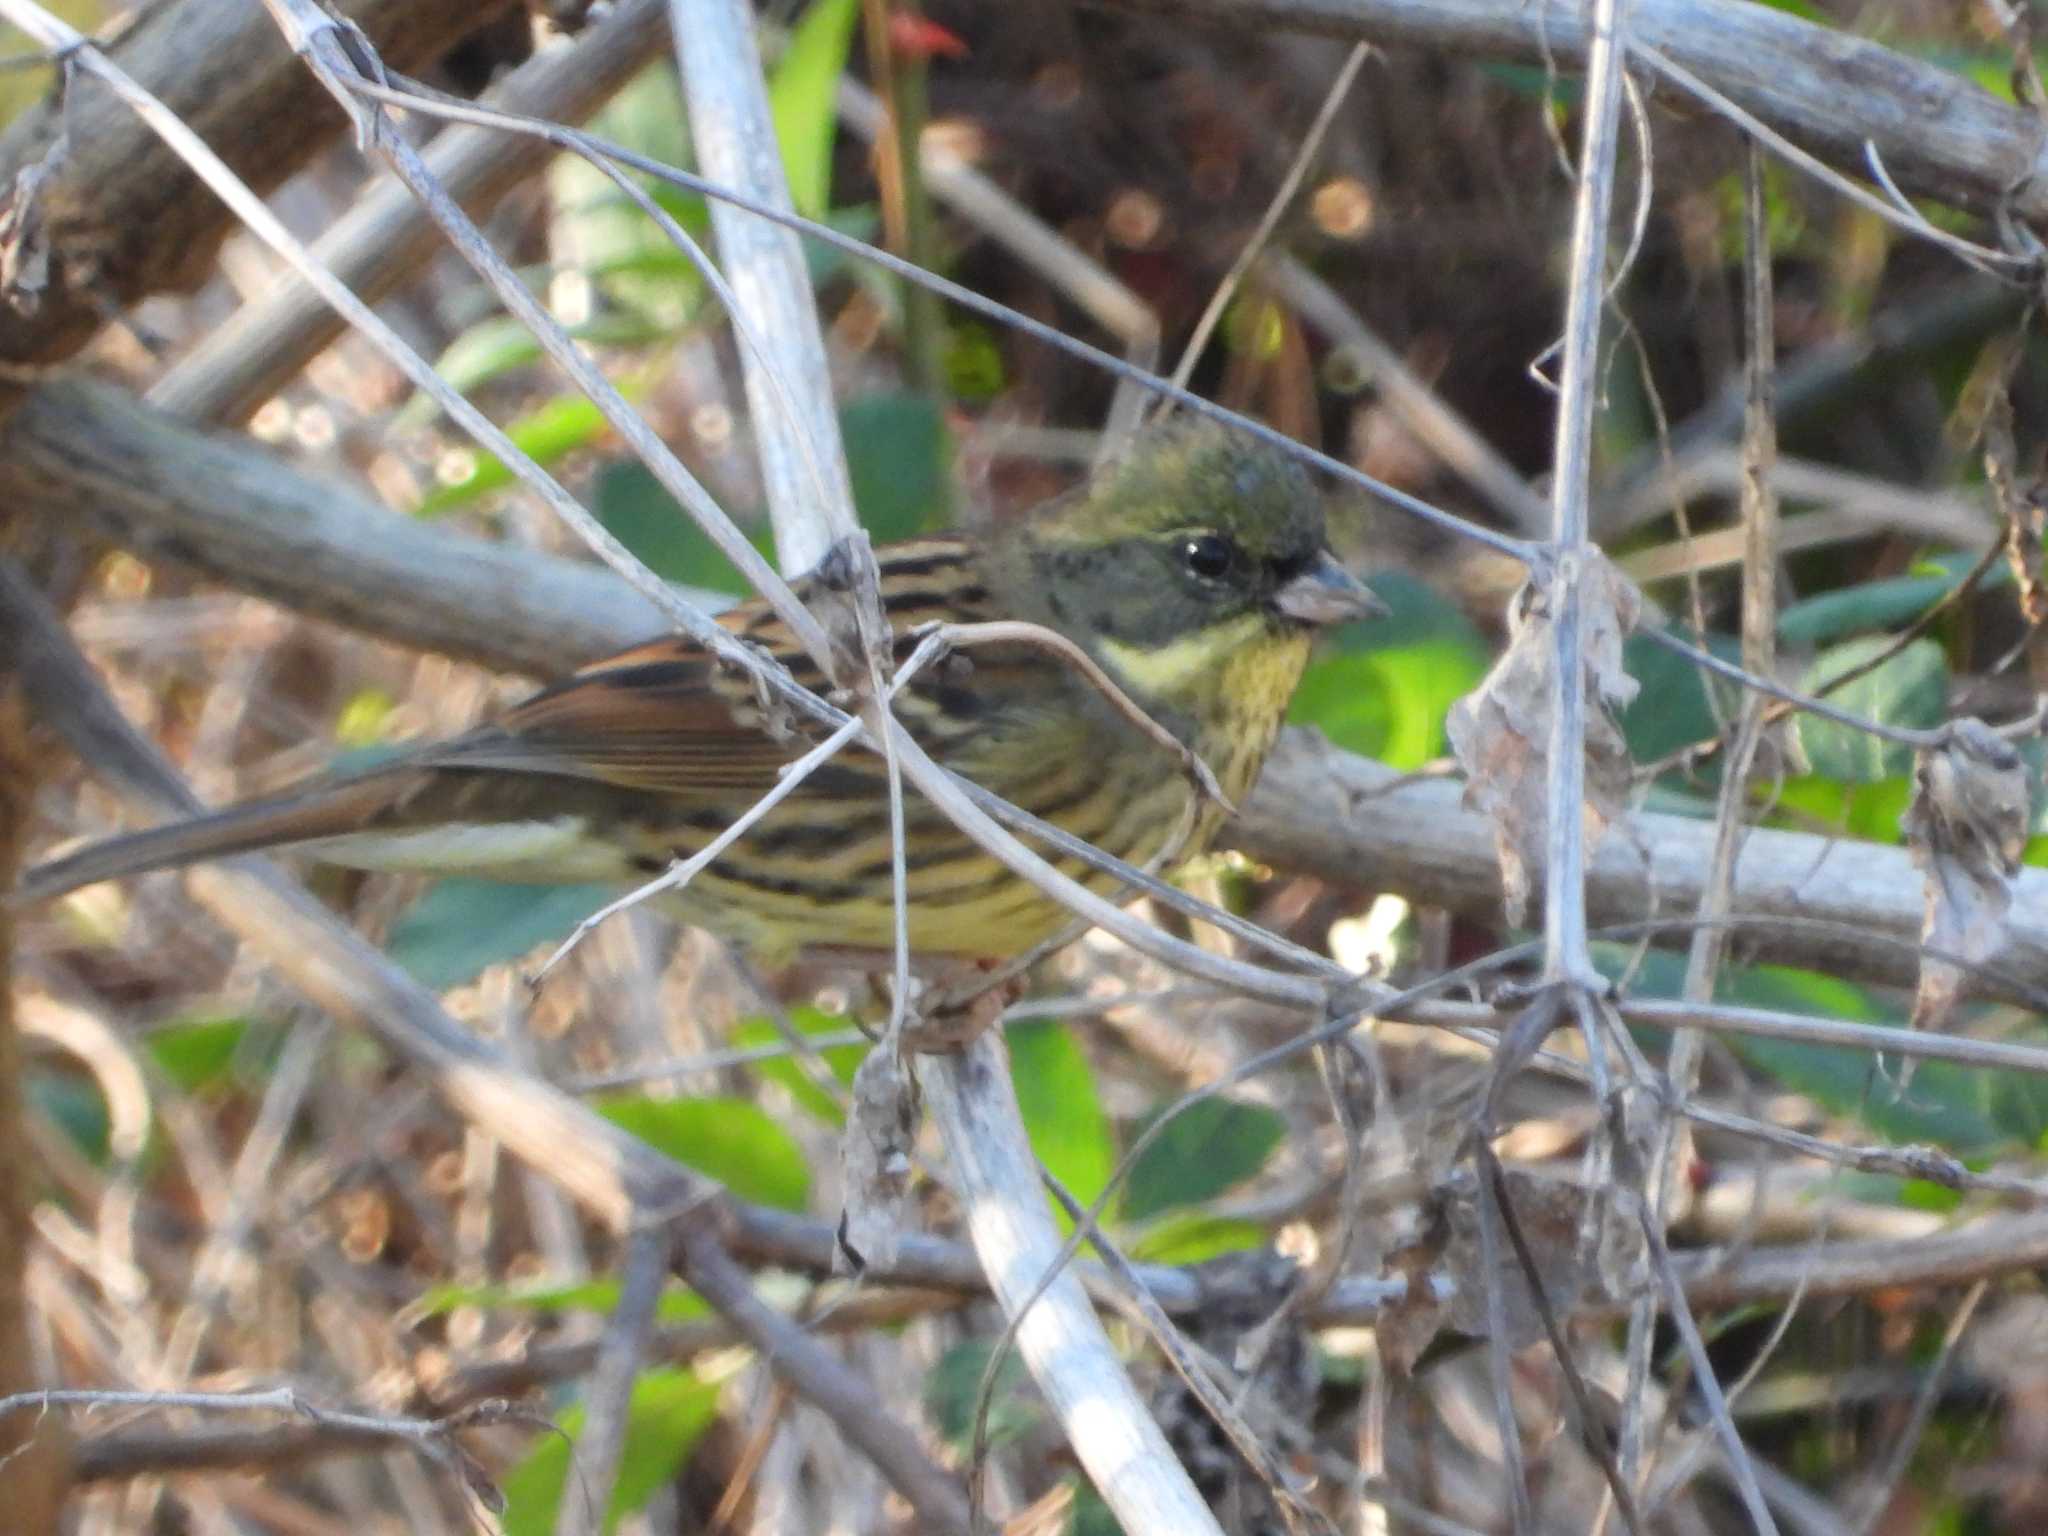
[18,0,2048,1529]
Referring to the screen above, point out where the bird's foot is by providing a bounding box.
[791,948,1021,1051]
[900,960,1023,1052]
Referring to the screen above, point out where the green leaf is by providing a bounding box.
[549,63,704,330]
[412,1278,707,1325]
[500,1367,720,1536]
[923,1340,1039,1450]
[1780,576,1951,649]
[385,880,615,991]
[1476,61,1584,105]
[1707,159,1808,263]
[1225,296,1288,361]
[594,459,774,595]
[1778,551,2002,648]
[596,1095,811,1211]
[333,688,398,749]
[1287,571,1487,770]
[1949,45,2048,106]
[1126,1212,1267,1265]
[146,1015,252,1093]
[1008,1019,1116,1223]
[732,1006,868,1126]
[401,314,542,425]
[592,61,692,166]
[1794,637,1946,783]
[1621,628,1741,771]
[1988,1062,2048,1150]
[28,1071,109,1163]
[770,0,861,220]
[943,321,1006,401]
[1723,1035,2006,1156]
[397,310,672,429]
[843,392,951,537]
[414,394,609,517]
[1773,774,1913,845]
[1070,1481,1123,1536]
[1897,1177,1965,1214]
[1712,974,1998,1155]
[1612,949,2021,1154]
[1121,1097,1286,1222]
[587,393,948,594]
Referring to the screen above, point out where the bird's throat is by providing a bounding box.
[1096,613,1265,700]
[1096,617,1311,803]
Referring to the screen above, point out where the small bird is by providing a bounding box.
[19,424,1380,967]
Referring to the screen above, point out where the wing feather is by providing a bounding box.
[410,536,1004,798]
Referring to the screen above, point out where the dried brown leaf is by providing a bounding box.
[2005,483,2048,628]
[1376,1169,1638,1374]
[1982,368,2048,628]
[1445,552,1642,924]
[1902,719,2031,1033]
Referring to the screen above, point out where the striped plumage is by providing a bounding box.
[19,425,1379,965]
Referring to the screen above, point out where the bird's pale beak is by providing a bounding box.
[1273,553,1386,626]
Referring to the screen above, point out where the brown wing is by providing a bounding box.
[410,535,1000,799]
[418,638,804,796]
[16,538,1022,905]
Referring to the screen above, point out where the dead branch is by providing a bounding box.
[1098,0,2048,232]
[0,0,515,401]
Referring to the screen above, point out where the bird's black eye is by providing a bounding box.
[1182,533,1238,581]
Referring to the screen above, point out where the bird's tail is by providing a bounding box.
[16,774,410,907]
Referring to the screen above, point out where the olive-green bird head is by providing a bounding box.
[1001,423,1382,715]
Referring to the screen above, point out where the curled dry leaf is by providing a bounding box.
[1901,719,2032,1033]
[1999,479,2048,629]
[1376,1168,1638,1375]
[836,1042,918,1276]
[1445,551,1642,924]
[1979,360,2048,627]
